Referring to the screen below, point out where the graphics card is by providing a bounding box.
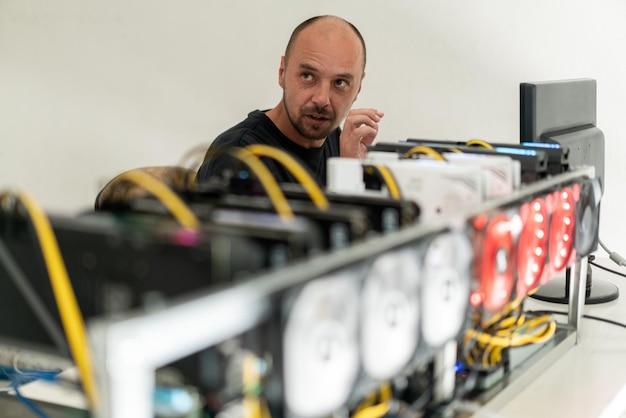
[327,157,484,222]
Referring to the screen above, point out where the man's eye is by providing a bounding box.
[301,73,314,81]
[335,80,349,89]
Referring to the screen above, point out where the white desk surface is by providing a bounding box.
[479,257,626,418]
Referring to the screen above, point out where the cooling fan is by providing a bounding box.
[546,185,577,273]
[574,177,602,256]
[470,211,522,313]
[282,270,361,417]
[361,247,421,380]
[420,231,472,348]
[516,197,549,297]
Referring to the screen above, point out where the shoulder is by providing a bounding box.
[211,110,274,148]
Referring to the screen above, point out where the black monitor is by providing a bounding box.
[520,78,605,190]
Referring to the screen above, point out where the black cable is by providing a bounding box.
[401,360,479,417]
[0,239,68,352]
[588,259,626,279]
[526,309,626,330]
[405,387,433,415]
[582,314,626,329]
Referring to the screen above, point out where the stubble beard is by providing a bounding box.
[284,94,336,141]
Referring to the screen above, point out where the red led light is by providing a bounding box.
[516,198,549,296]
[548,186,577,271]
[470,291,483,307]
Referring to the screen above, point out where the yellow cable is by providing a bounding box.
[242,354,259,418]
[0,191,99,409]
[378,381,392,404]
[105,170,200,229]
[525,287,540,297]
[466,139,494,149]
[487,345,500,366]
[482,344,494,368]
[373,165,402,200]
[244,395,262,418]
[352,402,389,418]
[245,144,329,211]
[464,297,557,368]
[354,389,378,413]
[495,313,526,336]
[404,145,447,161]
[242,353,271,418]
[465,316,555,347]
[259,397,272,418]
[242,353,260,394]
[474,326,546,367]
[197,145,295,222]
[482,298,523,329]
[228,147,294,223]
[354,382,392,416]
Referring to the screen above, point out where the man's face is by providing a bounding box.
[279,24,365,142]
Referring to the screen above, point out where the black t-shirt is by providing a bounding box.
[196,110,341,186]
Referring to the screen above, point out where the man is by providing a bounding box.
[196,15,384,187]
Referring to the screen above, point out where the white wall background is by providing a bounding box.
[1,0,625,252]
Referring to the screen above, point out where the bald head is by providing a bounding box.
[285,15,366,70]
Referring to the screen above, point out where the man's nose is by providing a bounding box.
[311,81,331,108]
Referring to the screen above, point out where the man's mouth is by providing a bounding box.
[307,114,329,121]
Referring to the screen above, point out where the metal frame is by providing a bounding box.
[88,166,596,418]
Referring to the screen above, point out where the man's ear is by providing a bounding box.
[278,56,286,88]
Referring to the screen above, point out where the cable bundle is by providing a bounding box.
[0,366,61,417]
[462,297,556,369]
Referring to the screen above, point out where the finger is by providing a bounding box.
[346,111,383,128]
[345,115,381,133]
[348,108,385,121]
[352,123,379,143]
[360,134,377,146]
